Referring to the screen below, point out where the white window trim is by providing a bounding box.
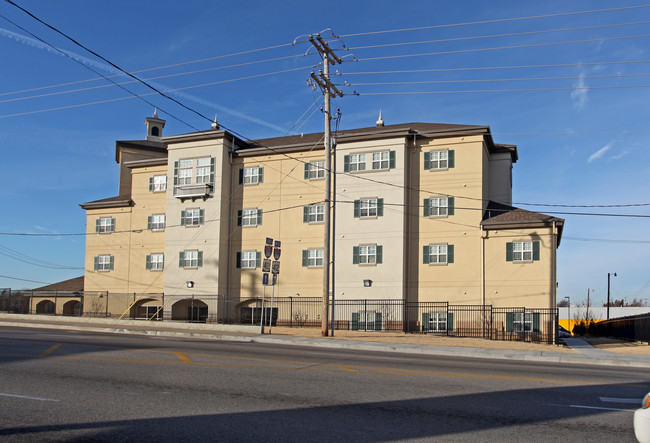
[308,205,324,224]
[349,153,366,172]
[429,197,449,217]
[149,253,164,271]
[427,312,448,331]
[307,248,324,267]
[513,312,534,332]
[513,241,533,262]
[241,209,259,227]
[359,198,378,219]
[427,244,448,265]
[240,250,257,269]
[97,217,114,234]
[359,245,377,265]
[182,250,200,269]
[372,151,390,170]
[150,214,166,231]
[243,167,260,185]
[429,150,449,170]
[152,175,167,192]
[308,160,325,180]
[184,208,202,227]
[97,255,112,272]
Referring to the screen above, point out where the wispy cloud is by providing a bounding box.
[610,150,629,160]
[571,72,589,110]
[587,143,612,163]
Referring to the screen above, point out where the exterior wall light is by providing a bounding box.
[186,281,194,288]
[363,279,372,287]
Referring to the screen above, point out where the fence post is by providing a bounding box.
[105,292,109,317]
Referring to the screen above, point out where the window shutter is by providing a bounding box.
[423,245,430,264]
[423,151,431,170]
[302,250,308,267]
[351,312,360,330]
[376,245,383,264]
[423,199,430,217]
[533,313,540,332]
[209,157,215,186]
[374,312,382,331]
[237,210,243,226]
[256,251,261,268]
[448,312,454,332]
[448,150,455,168]
[506,313,514,332]
[173,161,179,186]
[197,251,203,268]
[199,209,204,225]
[110,218,115,232]
[377,198,384,217]
[533,241,540,261]
[389,151,396,169]
[506,242,514,261]
[304,163,310,179]
[303,206,309,223]
[236,252,241,269]
[145,255,151,270]
[447,197,454,216]
[95,218,100,233]
[179,252,185,268]
[258,167,263,183]
[238,168,243,185]
[149,177,154,192]
[180,210,186,226]
[109,256,114,271]
[257,209,262,226]
[343,155,350,172]
[422,313,430,331]
[352,246,359,264]
[353,200,360,218]
[93,256,99,271]
[447,245,454,264]
[147,216,152,230]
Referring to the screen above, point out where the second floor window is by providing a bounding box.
[181,209,204,227]
[237,250,261,269]
[238,209,262,227]
[424,197,454,217]
[305,160,325,180]
[423,244,454,264]
[353,245,383,265]
[94,255,114,272]
[354,198,383,218]
[148,214,166,231]
[303,204,324,223]
[96,217,115,234]
[424,150,454,170]
[302,248,324,267]
[179,250,202,268]
[146,253,164,271]
[506,241,540,262]
[196,157,211,184]
[239,167,263,185]
[349,153,366,172]
[177,159,193,185]
[149,175,167,192]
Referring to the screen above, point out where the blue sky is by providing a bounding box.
[1,0,649,307]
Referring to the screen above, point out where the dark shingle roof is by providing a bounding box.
[482,201,564,244]
[80,195,133,209]
[33,276,84,292]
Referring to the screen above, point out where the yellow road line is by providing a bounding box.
[40,343,62,357]
[175,352,193,364]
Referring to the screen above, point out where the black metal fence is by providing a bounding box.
[9,290,558,344]
[591,313,650,344]
[0,289,30,314]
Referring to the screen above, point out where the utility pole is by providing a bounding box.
[309,34,343,337]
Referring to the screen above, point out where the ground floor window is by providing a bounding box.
[506,312,540,333]
[351,311,382,331]
[422,312,453,332]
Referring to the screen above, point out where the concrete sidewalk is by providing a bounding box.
[0,313,648,369]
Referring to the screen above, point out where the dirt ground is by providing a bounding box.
[267,327,650,355]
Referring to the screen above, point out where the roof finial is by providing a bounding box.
[211,113,219,129]
[376,109,384,127]
[153,107,158,118]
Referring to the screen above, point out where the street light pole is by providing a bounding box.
[607,272,617,320]
[564,296,570,334]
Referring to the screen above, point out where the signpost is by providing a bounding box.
[260,238,274,334]
[261,238,281,334]
[268,241,281,333]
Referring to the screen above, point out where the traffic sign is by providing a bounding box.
[271,260,280,274]
[265,237,273,246]
[273,247,281,260]
[264,244,273,259]
[274,240,281,248]
[262,273,269,285]
[262,259,271,273]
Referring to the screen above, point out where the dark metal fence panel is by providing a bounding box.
[491,307,557,344]
[332,299,404,331]
[0,289,30,314]
[592,314,650,343]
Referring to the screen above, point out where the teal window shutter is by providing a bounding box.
[110,218,115,232]
[109,256,114,271]
[448,197,454,216]
[180,211,186,226]
[149,177,154,192]
[376,245,383,264]
[448,312,454,332]
[448,150,455,168]
[145,255,151,270]
[423,245,430,264]
[256,251,261,268]
[304,163,310,179]
[258,167,263,183]
[353,200,360,218]
[302,250,308,267]
[377,198,384,216]
[351,312,360,330]
[237,210,242,226]
[93,256,99,271]
[197,251,203,268]
[423,151,431,170]
[236,252,241,269]
[343,155,350,172]
[352,246,359,264]
[533,241,540,261]
[173,161,179,186]
[303,206,309,223]
[199,209,204,225]
[506,313,514,332]
[238,169,244,185]
[447,245,454,264]
[257,209,262,226]
[506,242,514,261]
[95,218,100,233]
[533,313,540,332]
[423,199,430,217]
[389,151,396,169]
[178,252,185,268]
[147,216,152,230]
[209,157,215,186]
[422,313,430,331]
[375,312,382,331]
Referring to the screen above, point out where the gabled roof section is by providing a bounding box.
[80,195,133,210]
[482,201,564,245]
[33,276,84,292]
[115,139,167,163]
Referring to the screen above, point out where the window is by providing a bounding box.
[237,250,261,269]
[146,253,164,271]
[506,241,540,262]
[96,217,115,234]
[352,311,382,331]
[179,250,202,268]
[239,167,263,185]
[238,209,262,227]
[353,245,383,265]
[302,248,324,267]
[423,244,454,264]
[422,312,454,332]
[173,158,214,188]
[196,157,212,184]
[149,175,167,192]
[424,196,454,217]
[177,159,193,185]
[348,153,366,172]
[354,198,383,218]
[181,209,204,227]
[147,214,166,231]
[94,255,113,272]
[506,312,540,333]
[424,150,454,170]
[371,150,396,170]
[303,204,324,223]
[305,160,325,180]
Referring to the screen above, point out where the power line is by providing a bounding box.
[0,244,82,269]
[0,274,52,285]
[564,236,650,244]
[357,84,650,95]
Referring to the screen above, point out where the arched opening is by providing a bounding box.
[131,298,163,320]
[35,300,55,314]
[150,126,160,137]
[62,300,82,316]
[171,298,208,322]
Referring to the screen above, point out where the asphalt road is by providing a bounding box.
[0,326,647,442]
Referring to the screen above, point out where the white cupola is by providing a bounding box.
[145,109,166,141]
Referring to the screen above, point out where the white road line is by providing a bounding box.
[568,404,632,412]
[0,392,59,402]
[599,397,642,404]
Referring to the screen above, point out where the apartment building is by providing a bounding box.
[77,112,563,324]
